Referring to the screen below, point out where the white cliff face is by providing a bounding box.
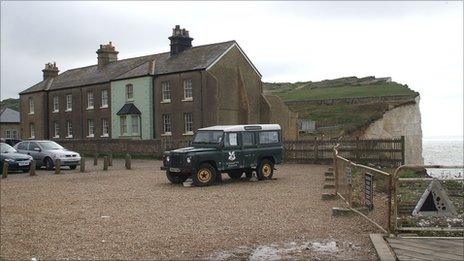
[361,96,424,165]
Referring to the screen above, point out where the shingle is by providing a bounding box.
[0,107,20,123]
[116,103,142,115]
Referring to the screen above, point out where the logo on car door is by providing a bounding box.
[228,151,236,161]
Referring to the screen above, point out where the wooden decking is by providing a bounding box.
[386,237,463,260]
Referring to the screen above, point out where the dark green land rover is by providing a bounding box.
[161,124,283,187]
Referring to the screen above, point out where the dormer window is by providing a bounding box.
[126,84,133,102]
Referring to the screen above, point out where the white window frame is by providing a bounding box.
[126,84,134,102]
[183,79,193,101]
[54,121,60,138]
[101,90,109,108]
[101,118,109,137]
[183,113,193,135]
[87,91,94,109]
[53,96,59,112]
[66,121,73,138]
[87,119,94,138]
[5,130,11,139]
[66,94,72,111]
[161,81,171,103]
[120,116,127,135]
[30,123,35,139]
[29,98,34,114]
[162,114,171,135]
[131,115,139,135]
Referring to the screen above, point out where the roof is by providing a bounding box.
[0,107,20,123]
[116,103,142,115]
[198,124,281,132]
[21,41,237,94]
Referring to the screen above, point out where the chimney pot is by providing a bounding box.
[96,41,119,67]
[168,25,193,56]
[42,62,59,80]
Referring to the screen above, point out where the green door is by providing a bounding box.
[241,131,257,168]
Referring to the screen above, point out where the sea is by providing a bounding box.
[422,136,463,179]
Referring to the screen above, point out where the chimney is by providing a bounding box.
[168,25,193,56]
[96,41,118,67]
[42,62,59,80]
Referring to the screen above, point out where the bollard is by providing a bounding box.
[103,156,108,171]
[93,153,98,166]
[2,161,8,179]
[108,154,113,166]
[29,160,36,176]
[125,154,131,170]
[80,158,85,173]
[54,159,61,174]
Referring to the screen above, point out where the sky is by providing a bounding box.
[1,1,463,138]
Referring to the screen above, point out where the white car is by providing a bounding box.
[15,140,81,170]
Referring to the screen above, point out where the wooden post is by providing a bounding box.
[93,153,98,166]
[54,159,61,174]
[400,136,405,165]
[333,150,338,194]
[108,154,113,166]
[314,137,319,163]
[125,154,131,170]
[29,160,36,176]
[103,156,108,171]
[2,161,8,179]
[355,137,359,162]
[80,158,85,173]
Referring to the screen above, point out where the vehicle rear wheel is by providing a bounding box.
[257,159,274,180]
[192,163,216,187]
[228,171,243,180]
[69,165,77,170]
[22,169,29,173]
[166,171,189,184]
[44,157,54,171]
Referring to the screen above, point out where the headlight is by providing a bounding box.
[4,158,14,162]
[186,156,191,164]
[166,156,170,162]
[28,156,33,160]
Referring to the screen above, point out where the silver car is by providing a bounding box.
[14,140,81,170]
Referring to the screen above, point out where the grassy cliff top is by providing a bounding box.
[264,76,418,101]
[0,98,20,112]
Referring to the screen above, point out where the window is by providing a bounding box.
[101,90,108,108]
[66,121,73,138]
[120,116,127,135]
[183,79,193,100]
[88,119,94,137]
[30,123,35,138]
[162,114,171,134]
[161,81,171,102]
[54,121,59,138]
[87,91,94,109]
[29,142,40,151]
[17,142,28,150]
[102,119,109,137]
[184,113,193,134]
[29,98,34,114]
[225,132,238,147]
[259,131,279,144]
[242,132,255,147]
[12,130,18,139]
[5,130,11,139]
[66,94,72,111]
[53,96,59,112]
[126,84,133,102]
[131,115,139,134]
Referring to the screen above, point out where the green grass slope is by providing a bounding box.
[0,98,20,112]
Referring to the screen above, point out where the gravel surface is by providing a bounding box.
[1,159,379,260]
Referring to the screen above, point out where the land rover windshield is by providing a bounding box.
[192,130,223,145]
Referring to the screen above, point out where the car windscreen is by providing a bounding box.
[38,141,64,150]
[192,131,223,144]
[1,143,17,153]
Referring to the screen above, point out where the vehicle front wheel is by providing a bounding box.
[192,163,216,187]
[69,165,77,170]
[22,169,29,173]
[166,171,189,184]
[257,159,274,180]
[228,171,243,180]
[44,157,54,170]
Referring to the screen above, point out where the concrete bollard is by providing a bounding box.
[29,160,36,176]
[2,161,8,179]
[108,154,113,166]
[54,159,61,174]
[80,158,85,173]
[93,153,98,166]
[125,154,131,170]
[103,156,108,171]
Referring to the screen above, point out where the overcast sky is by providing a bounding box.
[1,1,463,138]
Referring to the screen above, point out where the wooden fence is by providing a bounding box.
[283,136,405,166]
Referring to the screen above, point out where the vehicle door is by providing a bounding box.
[28,142,43,161]
[15,142,29,154]
[241,131,258,169]
[222,132,243,170]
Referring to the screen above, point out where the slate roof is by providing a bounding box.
[20,41,236,94]
[116,103,141,115]
[0,107,20,123]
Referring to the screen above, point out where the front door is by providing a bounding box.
[241,131,257,169]
[222,132,242,170]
